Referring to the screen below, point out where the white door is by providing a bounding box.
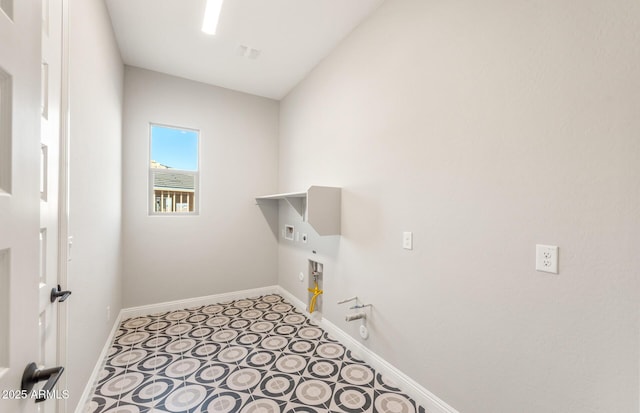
[39,0,66,412]
[0,0,66,412]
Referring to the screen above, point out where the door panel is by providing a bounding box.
[39,0,63,410]
[0,0,45,412]
[1,0,65,411]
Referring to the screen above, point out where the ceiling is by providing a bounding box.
[105,0,385,100]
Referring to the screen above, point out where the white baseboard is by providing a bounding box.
[75,284,457,413]
[120,285,280,319]
[276,286,459,413]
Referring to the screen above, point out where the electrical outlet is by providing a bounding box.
[359,325,369,340]
[403,232,413,250]
[67,236,73,261]
[536,244,558,274]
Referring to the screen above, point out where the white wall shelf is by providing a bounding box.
[255,191,306,216]
[256,186,341,235]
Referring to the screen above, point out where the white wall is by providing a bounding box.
[278,0,640,412]
[122,67,279,307]
[67,0,123,409]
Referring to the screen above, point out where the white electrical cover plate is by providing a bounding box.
[536,244,558,274]
[359,325,369,340]
[403,232,413,250]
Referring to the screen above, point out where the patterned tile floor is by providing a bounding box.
[85,294,425,413]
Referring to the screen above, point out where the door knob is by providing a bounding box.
[21,362,65,402]
[50,285,72,303]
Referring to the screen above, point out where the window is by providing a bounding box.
[149,124,199,214]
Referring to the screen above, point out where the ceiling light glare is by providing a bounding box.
[202,0,224,35]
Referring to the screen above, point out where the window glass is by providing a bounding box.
[150,124,199,214]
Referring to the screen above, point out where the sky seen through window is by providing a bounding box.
[150,125,198,171]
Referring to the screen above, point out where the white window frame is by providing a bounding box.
[148,123,200,216]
